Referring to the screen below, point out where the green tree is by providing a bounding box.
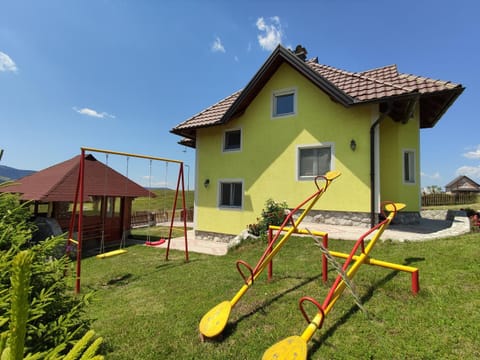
[0,250,103,359]
[0,192,94,355]
[426,185,443,194]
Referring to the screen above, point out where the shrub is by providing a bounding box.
[248,198,289,238]
[0,193,34,251]
[0,249,104,359]
[0,192,93,355]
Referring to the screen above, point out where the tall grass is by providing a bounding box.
[81,233,480,359]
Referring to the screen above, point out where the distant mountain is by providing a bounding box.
[0,165,36,182]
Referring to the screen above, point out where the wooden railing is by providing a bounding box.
[130,209,193,228]
[421,192,478,207]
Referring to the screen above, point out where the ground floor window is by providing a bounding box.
[297,143,333,180]
[219,180,243,208]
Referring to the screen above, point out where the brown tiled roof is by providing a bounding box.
[173,90,241,140]
[0,154,153,202]
[171,45,463,143]
[307,62,418,101]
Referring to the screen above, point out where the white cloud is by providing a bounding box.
[73,107,115,119]
[234,55,239,62]
[456,165,480,179]
[256,16,284,51]
[211,36,226,53]
[463,145,480,159]
[421,171,441,180]
[0,51,18,72]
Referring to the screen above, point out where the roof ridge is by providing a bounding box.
[310,62,416,93]
[309,61,355,77]
[399,72,453,87]
[359,64,398,74]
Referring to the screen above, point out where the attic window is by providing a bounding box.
[272,88,296,118]
[223,129,241,152]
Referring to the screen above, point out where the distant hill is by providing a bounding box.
[0,165,36,182]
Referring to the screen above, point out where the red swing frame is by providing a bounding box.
[67,147,189,294]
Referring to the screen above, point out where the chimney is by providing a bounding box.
[293,44,307,61]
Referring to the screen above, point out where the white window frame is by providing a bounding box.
[272,88,297,118]
[222,128,242,152]
[218,179,244,209]
[296,143,335,181]
[403,149,416,184]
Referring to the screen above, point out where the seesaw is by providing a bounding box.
[262,202,415,359]
[198,170,341,339]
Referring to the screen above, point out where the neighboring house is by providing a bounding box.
[445,175,480,193]
[0,154,152,249]
[171,44,464,241]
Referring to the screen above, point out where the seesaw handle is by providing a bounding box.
[236,260,254,286]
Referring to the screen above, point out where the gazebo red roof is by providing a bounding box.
[0,154,153,202]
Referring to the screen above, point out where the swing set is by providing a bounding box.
[67,147,189,294]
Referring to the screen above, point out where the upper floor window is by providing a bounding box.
[272,88,296,118]
[219,180,243,208]
[403,150,416,184]
[223,129,241,152]
[298,144,333,180]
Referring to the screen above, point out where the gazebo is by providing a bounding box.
[0,154,153,250]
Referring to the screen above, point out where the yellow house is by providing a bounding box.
[171,45,463,241]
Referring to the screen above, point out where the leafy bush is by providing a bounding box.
[0,192,93,355]
[461,208,478,218]
[0,193,34,251]
[248,198,289,238]
[0,250,104,359]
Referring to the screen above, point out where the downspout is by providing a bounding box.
[370,104,392,228]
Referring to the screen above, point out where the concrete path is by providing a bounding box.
[148,214,471,256]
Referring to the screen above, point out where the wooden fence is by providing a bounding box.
[421,192,478,207]
[131,209,193,228]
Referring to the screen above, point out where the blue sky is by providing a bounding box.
[1,0,479,190]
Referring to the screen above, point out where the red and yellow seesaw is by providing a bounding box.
[262,201,420,359]
[198,170,342,339]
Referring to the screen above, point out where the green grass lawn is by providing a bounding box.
[81,233,480,359]
[129,226,188,241]
[132,189,194,213]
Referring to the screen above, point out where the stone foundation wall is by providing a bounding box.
[300,210,372,227]
[421,209,466,221]
[299,210,421,227]
[195,210,464,244]
[390,212,421,225]
[195,230,236,243]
